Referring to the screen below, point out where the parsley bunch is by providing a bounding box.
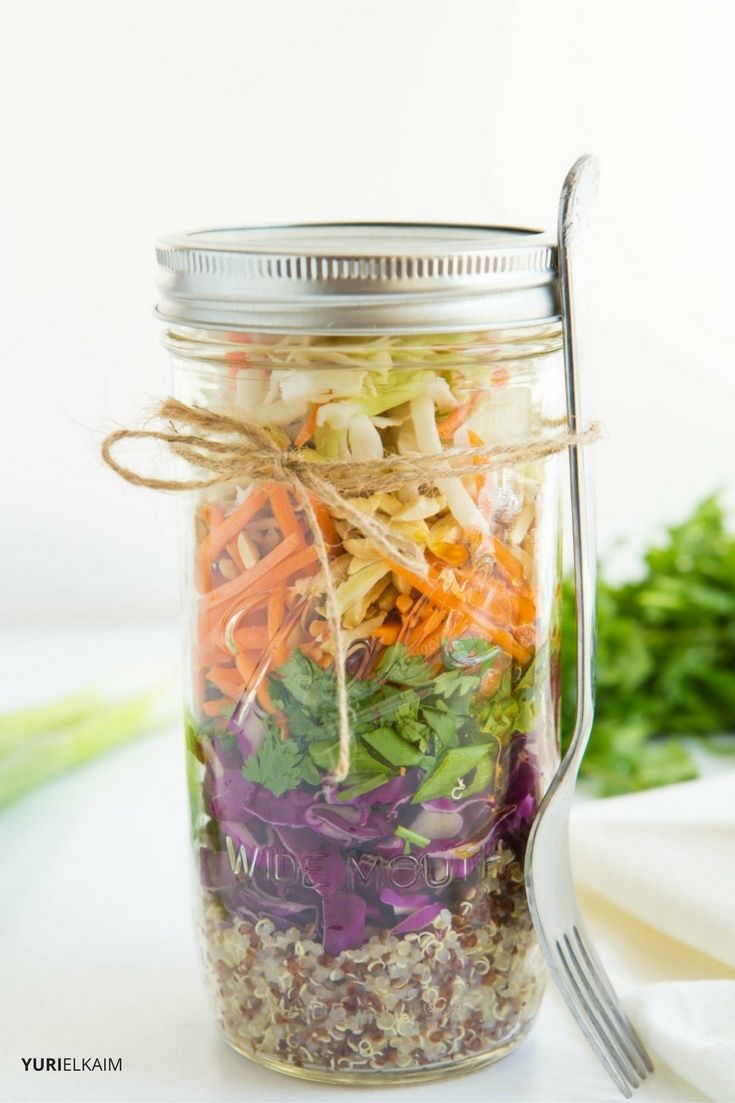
[563,496,735,795]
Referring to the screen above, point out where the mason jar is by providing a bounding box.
[156,225,564,1084]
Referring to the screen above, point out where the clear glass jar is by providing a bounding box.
[169,317,565,1084]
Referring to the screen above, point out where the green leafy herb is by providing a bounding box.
[444,638,502,669]
[243,729,306,796]
[375,644,435,687]
[247,642,513,800]
[563,496,735,795]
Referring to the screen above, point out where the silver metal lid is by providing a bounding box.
[155,223,559,334]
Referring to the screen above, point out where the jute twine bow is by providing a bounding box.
[102,398,601,782]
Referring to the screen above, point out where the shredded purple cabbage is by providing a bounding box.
[322,892,367,955]
[197,730,539,952]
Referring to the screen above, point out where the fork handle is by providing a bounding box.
[558,156,598,772]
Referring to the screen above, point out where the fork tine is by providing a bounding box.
[556,939,637,1097]
[572,926,655,1075]
[563,932,650,1082]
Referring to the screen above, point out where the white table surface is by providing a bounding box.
[0,626,710,1103]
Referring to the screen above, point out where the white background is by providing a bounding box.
[0,8,733,1102]
[1,0,734,624]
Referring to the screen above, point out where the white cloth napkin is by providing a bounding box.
[570,773,735,1101]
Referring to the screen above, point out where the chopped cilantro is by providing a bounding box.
[241,641,525,801]
[243,730,305,796]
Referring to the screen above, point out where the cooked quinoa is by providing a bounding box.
[201,842,544,1075]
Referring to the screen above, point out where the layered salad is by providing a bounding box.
[181,331,561,1079]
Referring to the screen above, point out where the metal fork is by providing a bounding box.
[524,156,655,1098]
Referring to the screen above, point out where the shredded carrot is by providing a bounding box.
[300,641,332,668]
[395,592,413,614]
[510,591,536,624]
[437,392,479,440]
[237,604,307,692]
[195,488,268,593]
[199,591,269,655]
[294,403,319,448]
[273,608,306,667]
[203,698,227,717]
[308,494,340,548]
[480,668,504,697]
[204,505,226,526]
[201,532,299,611]
[233,625,271,651]
[469,584,527,628]
[515,623,536,651]
[226,539,242,569]
[234,650,276,713]
[266,483,303,545]
[373,622,401,645]
[256,680,276,714]
[466,429,485,493]
[385,556,531,664]
[267,589,286,640]
[411,625,447,658]
[241,635,297,712]
[207,664,245,699]
[431,541,469,567]
[198,641,235,668]
[485,626,531,664]
[398,594,427,646]
[449,561,534,625]
[480,655,512,697]
[235,651,258,683]
[272,636,290,667]
[387,559,464,617]
[225,349,249,384]
[194,666,206,711]
[244,542,320,600]
[487,535,526,586]
[447,613,473,638]
[419,605,446,637]
[403,605,447,653]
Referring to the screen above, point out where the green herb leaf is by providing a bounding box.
[444,637,502,669]
[243,730,305,796]
[249,634,514,799]
[421,705,462,747]
[375,644,435,686]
